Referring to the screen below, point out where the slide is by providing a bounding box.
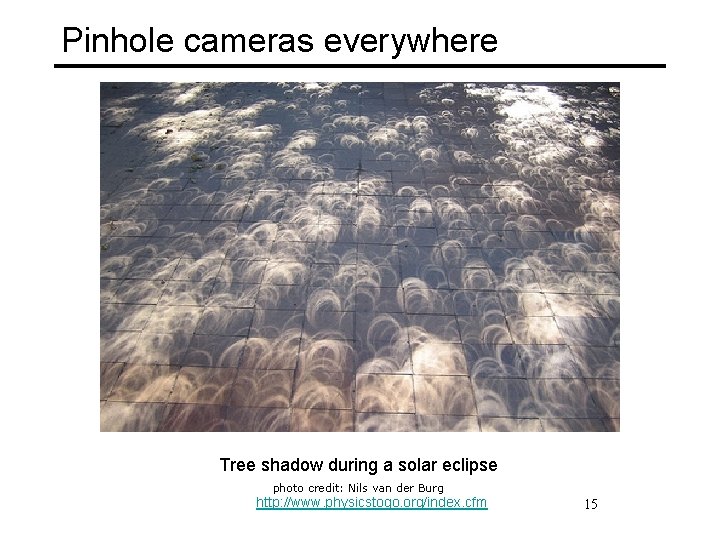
[2,1,715,538]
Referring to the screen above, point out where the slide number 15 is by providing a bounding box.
[585,499,598,510]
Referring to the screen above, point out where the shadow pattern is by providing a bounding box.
[101,82,620,431]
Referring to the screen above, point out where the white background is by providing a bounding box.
[3,1,717,538]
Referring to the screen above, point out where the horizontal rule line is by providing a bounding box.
[54,62,666,69]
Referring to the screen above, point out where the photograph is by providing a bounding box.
[13,1,718,537]
[100,81,620,432]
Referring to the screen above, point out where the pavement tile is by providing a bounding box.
[262,260,308,285]
[356,374,415,413]
[307,264,357,290]
[226,406,292,431]
[545,293,605,317]
[446,267,495,290]
[592,294,620,319]
[100,362,125,399]
[204,282,257,308]
[293,370,354,410]
[495,268,542,292]
[540,417,611,432]
[472,377,540,418]
[481,417,543,432]
[452,290,504,318]
[157,404,229,431]
[298,338,356,373]
[538,271,587,294]
[100,303,154,332]
[417,415,480,432]
[312,242,358,264]
[499,292,552,317]
[303,309,355,341]
[556,316,620,347]
[101,331,140,363]
[507,316,566,345]
[465,342,525,378]
[182,335,246,368]
[578,272,620,295]
[143,306,203,335]
[111,279,165,305]
[195,307,253,336]
[255,284,307,310]
[249,309,305,340]
[407,314,461,343]
[291,409,354,432]
[240,335,300,370]
[585,378,620,419]
[456,316,513,344]
[516,344,583,378]
[170,366,236,405]
[125,257,180,280]
[100,256,134,279]
[569,346,620,379]
[100,402,167,431]
[132,331,193,365]
[411,341,467,375]
[230,369,294,408]
[355,339,412,374]
[356,245,400,267]
[108,365,179,403]
[171,257,224,281]
[414,375,476,415]
[220,259,268,283]
[355,286,404,313]
[355,413,417,432]
[528,378,607,419]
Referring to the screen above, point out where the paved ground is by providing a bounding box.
[100,82,619,431]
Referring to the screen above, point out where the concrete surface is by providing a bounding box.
[100,82,620,431]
